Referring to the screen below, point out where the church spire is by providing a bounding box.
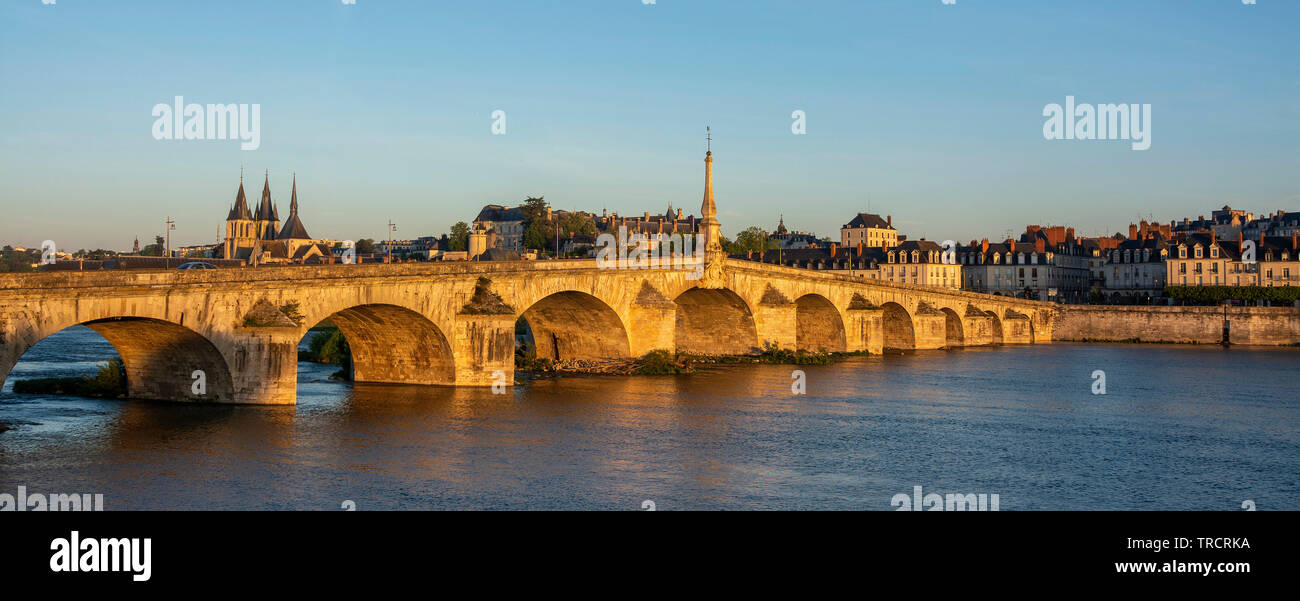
[290,173,298,214]
[227,175,252,221]
[255,169,276,222]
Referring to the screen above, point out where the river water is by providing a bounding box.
[1,326,1296,510]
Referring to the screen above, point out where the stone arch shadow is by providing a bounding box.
[794,293,846,352]
[517,290,631,362]
[314,304,456,385]
[880,302,915,351]
[939,307,964,348]
[674,287,758,355]
[986,310,1004,344]
[3,317,236,402]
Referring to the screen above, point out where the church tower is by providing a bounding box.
[223,175,255,259]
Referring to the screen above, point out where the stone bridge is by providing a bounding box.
[0,258,1056,404]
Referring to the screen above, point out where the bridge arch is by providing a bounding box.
[880,302,915,351]
[940,307,964,348]
[518,291,630,362]
[674,287,758,355]
[314,304,455,385]
[2,317,236,402]
[987,310,1004,344]
[794,294,846,352]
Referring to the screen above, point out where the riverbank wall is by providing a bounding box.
[1053,305,1300,346]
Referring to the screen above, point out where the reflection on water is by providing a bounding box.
[1,327,1297,510]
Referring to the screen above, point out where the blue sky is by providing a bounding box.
[2,0,1297,250]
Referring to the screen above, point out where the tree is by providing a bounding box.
[449,222,470,251]
[139,243,164,257]
[354,239,375,254]
[731,226,771,254]
[520,196,553,251]
[560,212,596,237]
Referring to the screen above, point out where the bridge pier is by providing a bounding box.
[844,307,883,355]
[1002,313,1034,344]
[452,314,515,386]
[912,312,947,350]
[753,304,797,351]
[226,330,300,404]
[627,305,676,357]
[961,314,994,346]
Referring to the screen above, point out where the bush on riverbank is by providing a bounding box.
[682,345,839,366]
[633,350,692,375]
[515,346,554,373]
[299,327,352,380]
[12,358,127,398]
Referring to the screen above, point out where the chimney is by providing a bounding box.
[644,211,650,220]
[1292,232,1298,251]
[1034,238,1045,253]
[830,243,838,257]
[1129,223,1138,239]
[886,215,892,226]
[1260,232,1266,248]
[980,238,989,254]
[677,208,682,219]
[856,242,864,257]
[1238,231,1243,246]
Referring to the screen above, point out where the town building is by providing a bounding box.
[840,213,897,249]
[1166,232,1300,287]
[769,216,821,249]
[959,237,1089,301]
[472,205,527,252]
[1100,235,1171,301]
[881,239,960,289]
[734,243,882,280]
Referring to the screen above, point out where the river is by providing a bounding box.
[1,326,1296,510]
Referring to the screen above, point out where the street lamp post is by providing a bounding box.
[165,216,175,265]
[387,220,398,263]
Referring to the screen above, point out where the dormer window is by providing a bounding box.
[1194,246,1202,259]
[1179,246,1187,259]
[1210,246,1219,258]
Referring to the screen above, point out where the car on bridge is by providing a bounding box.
[176,261,217,270]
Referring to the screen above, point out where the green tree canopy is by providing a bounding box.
[449,222,470,251]
[521,196,553,251]
[730,226,771,254]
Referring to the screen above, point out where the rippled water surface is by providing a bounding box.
[1,326,1297,510]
